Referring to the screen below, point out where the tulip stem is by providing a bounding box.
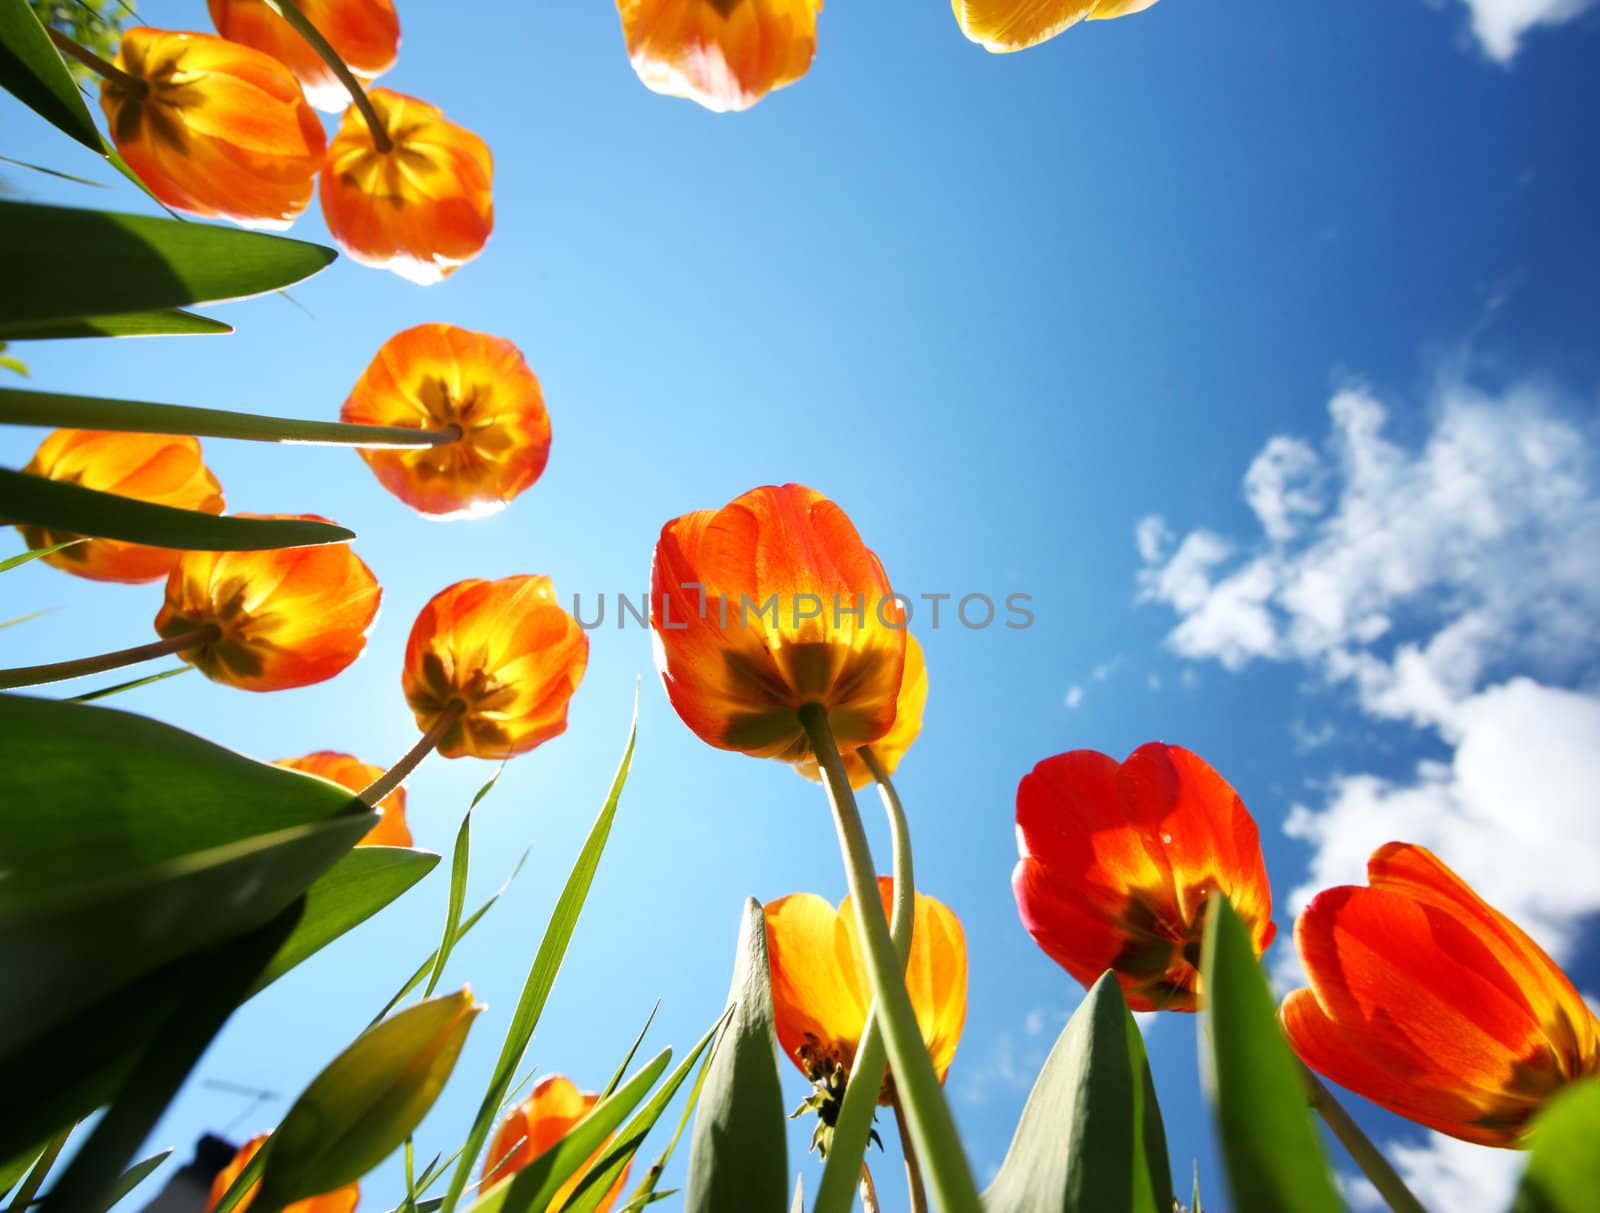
[891,1092,930,1213]
[1301,1064,1430,1213]
[45,28,148,98]
[0,625,215,691]
[263,0,393,153]
[360,700,464,807]
[799,704,982,1213]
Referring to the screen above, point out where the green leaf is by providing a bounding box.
[1,311,232,340]
[1199,895,1341,1213]
[0,387,454,446]
[0,1138,50,1202]
[602,1002,661,1100]
[41,903,302,1213]
[982,972,1173,1213]
[465,1052,672,1213]
[0,202,336,333]
[616,1014,721,1212]
[424,808,473,999]
[1,1131,66,1211]
[0,153,109,188]
[0,537,81,572]
[67,665,191,702]
[1511,1078,1600,1213]
[96,1148,173,1213]
[0,467,354,550]
[0,0,105,152]
[257,989,483,1206]
[439,701,638,1213]
[248,845,442,998]
[684,898,788,1213]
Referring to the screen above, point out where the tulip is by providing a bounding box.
[1013,742,1276,1012]
[482,1075,631,1211]
[320,89,493,284]
[99,27,326,229]
[650,483,905,763]
[16,429,224,584]
[342,325,551,520]
[205,1134,358,1213]
[275,751,412,846]
[793,632,926,791]
[766,877,967,1101]
[952,0,1159,54]
[154,519,381,691]
[402,575,587,760]
[1281,842,1600,1147]
[616,0,821,113]
[208,0,400,113]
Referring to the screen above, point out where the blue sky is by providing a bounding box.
[3,1,1599,1209]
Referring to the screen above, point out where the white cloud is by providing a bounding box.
[1245,434,1325,542]
[1386,1133,1523,1211]
[1456,0,1595,63]
[1064,685,1084,710]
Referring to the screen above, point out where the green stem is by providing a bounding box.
[263,0,393,152]
[359,700,465,807]
[891,1093,930,1213]
[799,705,981,1213]
[7,1126,71,1213]
[814,747,915,1213]
[45,27,147,98]
[0,625,215,691]
[1301,1065,1429,1213]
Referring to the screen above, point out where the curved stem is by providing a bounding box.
[1301,1064,1429,1213]
[799,704,981,1213]
[360,700,464,807]
[45,27,147,97]
[891,1092,930,1213]
[263,0,393,152]
[0,625,215,691]
[814,747,915,1213]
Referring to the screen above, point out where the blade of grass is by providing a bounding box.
[423,807,472,999]
[67,665,189,702]
[91,1148,171,1213]
[601,1002,661,1100]
[0,539,82,572]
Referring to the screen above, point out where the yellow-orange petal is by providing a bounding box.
[402,575,588,760]
[101,28,325,229]
[205,1134,359,1213]
[952,0,1160,54]
[794,631,927,790]
[275,751,411,846]
[154,518,381,692]
[209,0,399,112]
[650,483,906,763]
[342,325,550,520]
[617,0,821,113]
[1281,842,1600,1146]
[482,1075,630,1211]
[17,429,224,583]
[319,89,493,284]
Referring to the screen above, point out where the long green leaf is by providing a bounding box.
[983,972,1172,1213]
[1,311,232,340]
[425,809,473,999]
[0,468,354,550]
[0,1138,50,1202]
[1199,895,1341,1213]
[0,388,455,447]
[601,1003,661,1101]
[94,1148,173,1213]
[0,0,104,152]
[68,665,191,702]
[440,702,638,1213]
[1511,1078,1600,1213]
[684,898,788,1213]
[0,202,336,332]
[617,1015,722,1212]
[0,538,80,572]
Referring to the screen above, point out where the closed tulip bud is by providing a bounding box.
[952,0,1159,53]
[17,429,224,584]
[208,0,400,113]
[320,89,493,285]
[100,28,326,229]
[616,0,821,113]
[204,1135,358,1213]
[482,1075,632,1210]
[275,752,411,846]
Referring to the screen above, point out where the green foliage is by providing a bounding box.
[24,0,127,86]
[1511,1078,1600,1213]
[2,0,103,151]
[983,972,1173,1213]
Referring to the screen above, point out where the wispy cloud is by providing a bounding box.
[1450,0,1595,64]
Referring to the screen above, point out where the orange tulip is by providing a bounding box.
[766,877,967,1101]
[402,576,587,760]
[342,325,551,520]
[1281,843,1600,1147]
[793,632,926,791]
[275,751,411,846]
[482,1075,630,1211]
[1013,742,1276,1012]
[208,0,400,113]
[651,483,905,763]
[16,429,224,584]
[154,519,381,692]
[320,89,493,285]
[99,27,326,229]
[952,0,1159,54]
[616,0,821,113]
[205,1134,358,1213]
